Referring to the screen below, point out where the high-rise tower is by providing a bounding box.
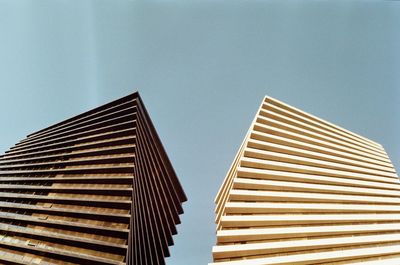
[212,96,400,264]
[0,92,186,265]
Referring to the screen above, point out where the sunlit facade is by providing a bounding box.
[211,96,400,264]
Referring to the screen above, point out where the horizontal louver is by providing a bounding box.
[211,96,400,265]
[0,92,186,265]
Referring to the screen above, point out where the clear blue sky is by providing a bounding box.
[0,1,399,264]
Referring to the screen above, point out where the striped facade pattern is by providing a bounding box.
[211,96,400,265]
[0,92,186,265]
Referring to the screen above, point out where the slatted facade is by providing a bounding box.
[211,96,400,265]
[0,92,186,265]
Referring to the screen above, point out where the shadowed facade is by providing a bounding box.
[0,92,186,265]
[211,96,400,265]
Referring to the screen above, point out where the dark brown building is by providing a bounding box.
[0,92,186,265]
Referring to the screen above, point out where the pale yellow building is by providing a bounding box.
[211,96,400,264]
